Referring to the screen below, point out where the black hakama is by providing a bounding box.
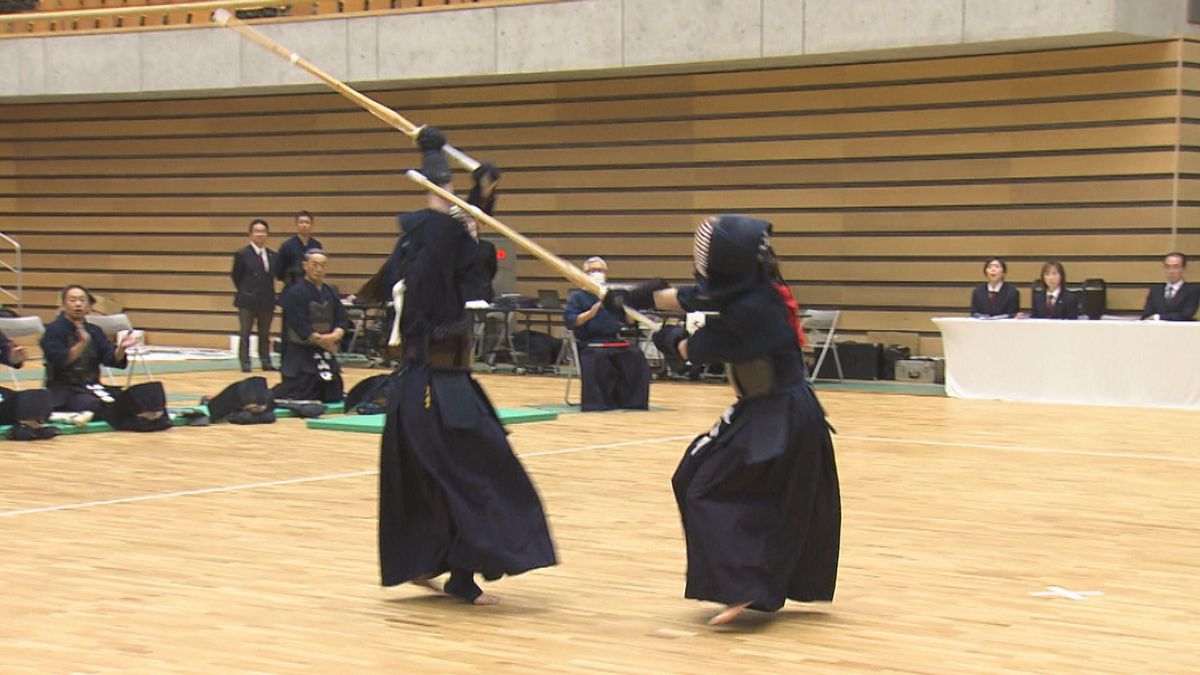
[378,199,556,595]
[672,381,840,610]
[378,363,557,586]
[577,344,651,411]
[670,282,842,612]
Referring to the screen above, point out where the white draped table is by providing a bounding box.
[932,317,1200,409]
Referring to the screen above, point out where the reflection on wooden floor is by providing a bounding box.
[1,367,1197,673]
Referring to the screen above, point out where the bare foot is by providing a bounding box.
[411,577,441,592]
[472,593,500,606]
[708,602,751,626]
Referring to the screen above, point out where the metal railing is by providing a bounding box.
[0,232,22,311]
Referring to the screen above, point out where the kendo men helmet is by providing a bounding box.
[692,214,774,297]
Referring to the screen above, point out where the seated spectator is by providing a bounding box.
[970,257,1019,318]
[0,329,57,440]
[1141,252,1199,321]
[40,285,136,415]
[563,257,650,412]
[272,250,350,403]
[1029,261,1079,319]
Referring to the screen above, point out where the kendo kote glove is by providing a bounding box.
[602,278,670,316]
[652,325,687,362]
[416,126,447,152]
[468,162,502,216]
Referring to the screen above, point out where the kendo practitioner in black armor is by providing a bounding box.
[272,249,350,403]
[378,127,556,606]
[605,215,841,626]
[40,285,137,416]
[0,329,57,440]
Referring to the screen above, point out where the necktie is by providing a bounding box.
[1165,285,1175,302]
[1046,294,1054,316]
[988,291,998,314]
[260,249,269,273]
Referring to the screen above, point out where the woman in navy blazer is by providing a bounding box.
[1029,261,1079,319]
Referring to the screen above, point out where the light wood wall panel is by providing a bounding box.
[1,39,1194,347]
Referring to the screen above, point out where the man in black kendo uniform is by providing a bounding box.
[40,285,137,416]
[275,211,323,288]
[604,215,842,626]
[378,127,556,606]
[0,329,57,440]
[272,249,350,403]
[562,256,650,411]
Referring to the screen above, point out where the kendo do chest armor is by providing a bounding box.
[289,299,334,344]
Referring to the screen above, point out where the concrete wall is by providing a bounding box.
[1,0,1196,99]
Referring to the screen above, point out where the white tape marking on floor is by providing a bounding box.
[839,434,1200,465]
[0,434,694,518]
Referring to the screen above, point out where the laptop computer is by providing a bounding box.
[537,289,564,309]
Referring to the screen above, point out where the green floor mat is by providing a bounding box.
[306,408,558,434]
[0,401,349,440]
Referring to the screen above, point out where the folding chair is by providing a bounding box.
[802,309,843,383]
[86,313,153,386]
[562,330,581,405]
[0,315,45,390]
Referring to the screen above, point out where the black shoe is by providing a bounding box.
[261,364,276,372]
[33,426,61,440]
[240,364,252,373]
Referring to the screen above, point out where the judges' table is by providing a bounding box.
[933,317,1200,409]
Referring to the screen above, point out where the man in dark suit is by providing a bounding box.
[1141,252,1200,321]
[231,219,278,372]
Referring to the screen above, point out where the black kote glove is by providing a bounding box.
[416,126,446,152]
[602,278,670,315]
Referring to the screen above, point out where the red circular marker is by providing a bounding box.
[496,249,507,260]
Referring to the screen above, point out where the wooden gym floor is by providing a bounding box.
[1,367,1197,673]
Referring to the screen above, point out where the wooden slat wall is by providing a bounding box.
[2,39,1197,348]
[1178,38,1200,288]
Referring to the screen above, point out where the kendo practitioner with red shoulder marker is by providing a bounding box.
[377,127,557,606]
[604,215,842,626]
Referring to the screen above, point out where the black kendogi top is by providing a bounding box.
[277,279,350,376]
[397,209,476,350]
[564,289,622,343]
[460,238,497,303]
[275,234,324,287]
[41,313,127,387]
[677,283,798,365]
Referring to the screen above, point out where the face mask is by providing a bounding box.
[587,271,607,285]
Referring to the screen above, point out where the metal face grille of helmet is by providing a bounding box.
[693,217,716,279]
